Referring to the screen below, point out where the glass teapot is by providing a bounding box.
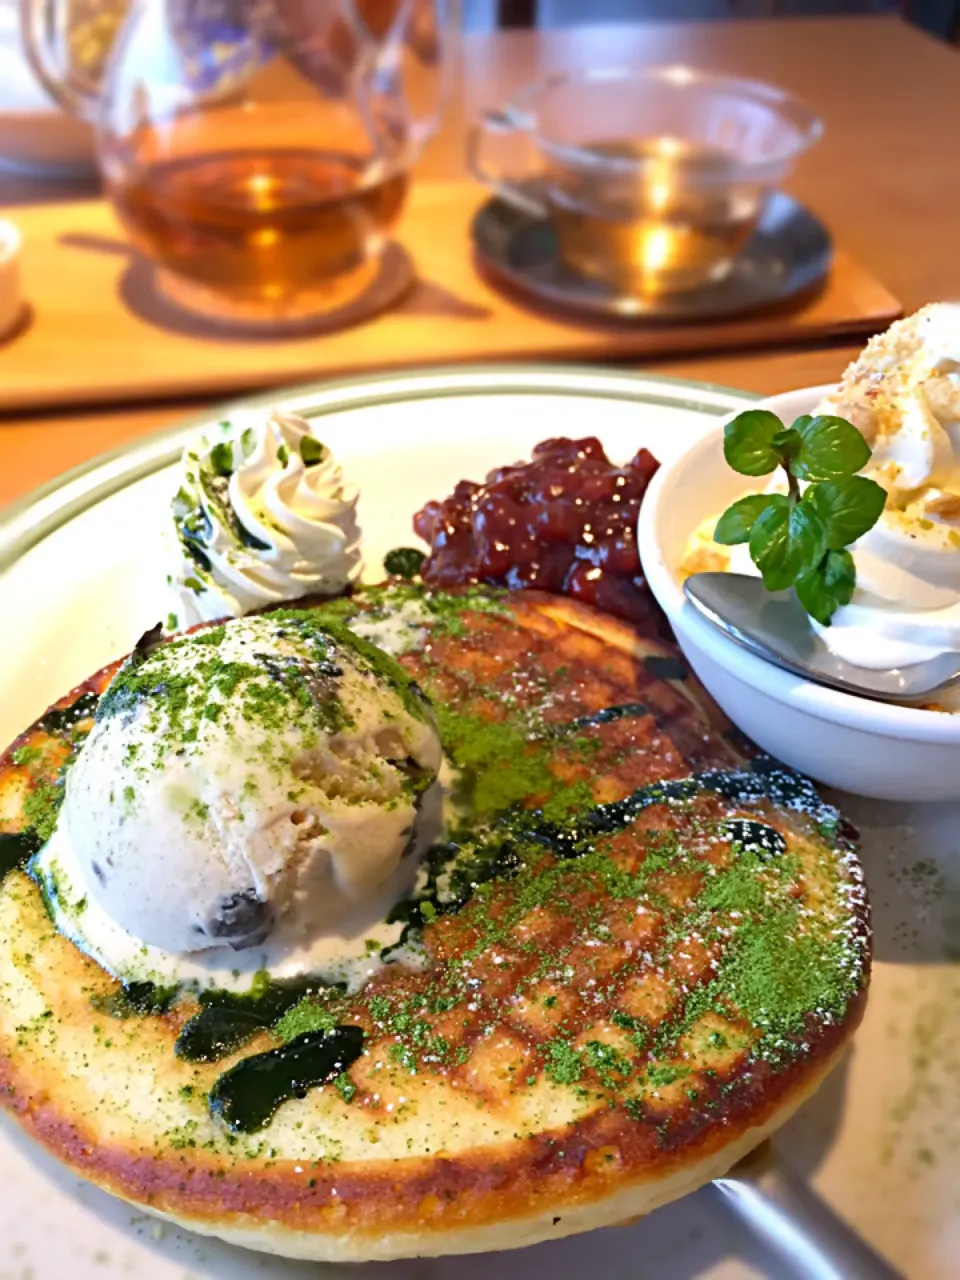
[20,0,455,324]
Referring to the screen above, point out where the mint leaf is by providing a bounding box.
[794,416,871,480]
[723,410,784,476]
[771,426,802,466]
[747,496,792,589]
[806,477,887,549]
[795,567,838,626]
[793,544,857,626]
[749,499,791,589]
[716,407,884,626]
[714,494,776,545]
[823,548,856,606]
[787,502,828,578]
[749,498,826,590]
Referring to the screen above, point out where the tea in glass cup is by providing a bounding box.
[469,67,821,296]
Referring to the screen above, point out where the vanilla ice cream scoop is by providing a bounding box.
[58,613,441,953]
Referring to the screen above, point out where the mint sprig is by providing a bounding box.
[714,410,886,625]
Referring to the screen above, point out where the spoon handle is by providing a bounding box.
[711,1142,904,1280]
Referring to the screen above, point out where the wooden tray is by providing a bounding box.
[0,183,900,412]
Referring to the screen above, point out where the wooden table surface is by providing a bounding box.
[0,13,955,508]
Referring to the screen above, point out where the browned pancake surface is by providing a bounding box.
[0,587,869,1260]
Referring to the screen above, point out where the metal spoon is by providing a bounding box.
[713,1141,904,1279]
[683,572,960,703]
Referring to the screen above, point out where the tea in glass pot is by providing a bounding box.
[22,0,454,325]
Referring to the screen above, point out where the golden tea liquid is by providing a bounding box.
[108,147,409,318]
[547,137,762,295]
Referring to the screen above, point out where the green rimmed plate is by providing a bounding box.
[0,364,953,1280]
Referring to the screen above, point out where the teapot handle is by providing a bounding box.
[403,0,454,149]
[18,0,102,123]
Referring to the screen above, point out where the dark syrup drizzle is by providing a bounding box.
[176,978,337,1063]
[558,702,649,732]
[718,818,788,860]
[209,1026,364,1132]
[382,760,813,943]
[37,690,99,735]
[6,666,832,1134]
[0,830,41,879]
[91,979,178,1018]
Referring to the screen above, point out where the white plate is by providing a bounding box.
[0,365,956,1280]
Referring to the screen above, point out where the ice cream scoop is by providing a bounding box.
[55,612,441,954]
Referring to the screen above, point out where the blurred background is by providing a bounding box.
[1,0,958,76]
[458,0,952,37]
[0,0,952,189]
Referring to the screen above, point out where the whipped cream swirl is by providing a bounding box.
[805,303,960,679]
[814,303,960,613]
[171,410,361,626]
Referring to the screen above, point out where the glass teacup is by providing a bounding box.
[469,66,822,297]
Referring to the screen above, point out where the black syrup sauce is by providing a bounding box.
[382,760,819,939]
[557,702,649,732]
[209,1025,364,1132]
[91,980,178,1018]
[718,818,788,860]
[0,830,41,879]
[175,977,338,1064]
[549,761,819,844]
[36,690,99,735]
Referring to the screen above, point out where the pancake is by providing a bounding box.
[0,585,870,1261]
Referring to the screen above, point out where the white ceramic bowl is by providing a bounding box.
[639,384,960,802]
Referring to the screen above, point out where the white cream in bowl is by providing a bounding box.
[638,383,960,803]
[682,305,960,691]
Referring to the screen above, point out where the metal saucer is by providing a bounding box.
[472,190,832,323]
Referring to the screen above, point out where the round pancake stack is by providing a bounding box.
[0,586,869,1261]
